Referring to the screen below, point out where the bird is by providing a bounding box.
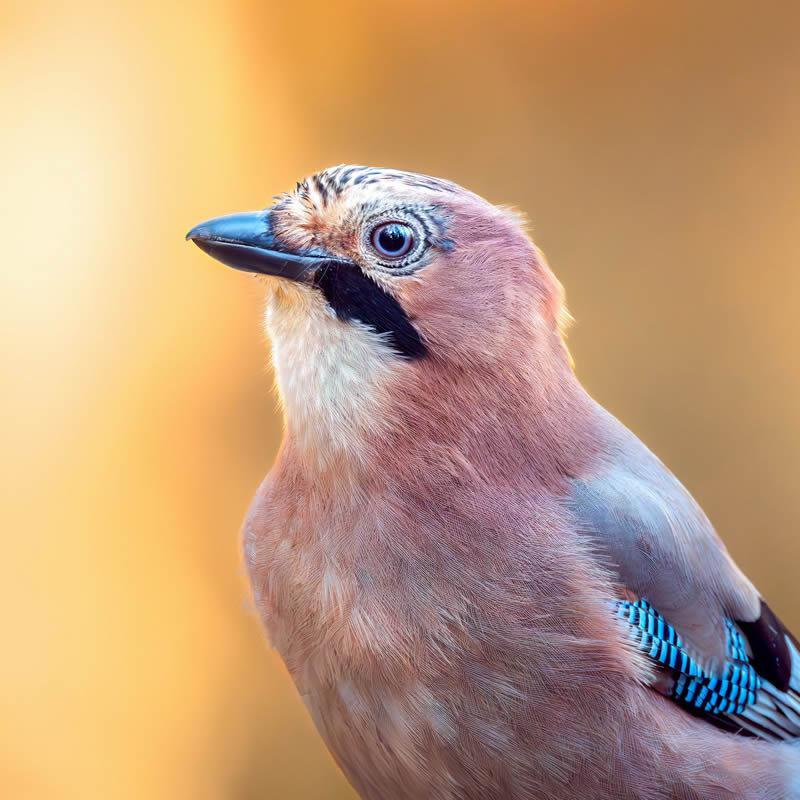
[187,165,800,799]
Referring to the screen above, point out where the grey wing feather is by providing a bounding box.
[566,407,800,739]
[567,437,759,669]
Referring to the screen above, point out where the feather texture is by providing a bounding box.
[190,165,800,798]
[615,598,760,717]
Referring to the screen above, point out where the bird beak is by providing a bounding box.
[186,209,323,282]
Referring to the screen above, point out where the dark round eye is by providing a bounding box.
[371,222,414,259]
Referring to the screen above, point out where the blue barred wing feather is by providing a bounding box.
[615,598,800,740]
[616,599,760,716]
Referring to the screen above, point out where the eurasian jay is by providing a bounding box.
[187,166,800,799]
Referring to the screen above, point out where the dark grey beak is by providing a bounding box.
[186,210,321,281]
[187,208,428,360]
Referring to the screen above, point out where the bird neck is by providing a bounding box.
[269,303,593,487]
[378,345,595,488]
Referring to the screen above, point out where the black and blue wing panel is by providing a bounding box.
[615,599,761,716]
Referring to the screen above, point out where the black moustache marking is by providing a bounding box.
[312,262,427,360]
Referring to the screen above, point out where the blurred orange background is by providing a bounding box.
[2,1,799,797]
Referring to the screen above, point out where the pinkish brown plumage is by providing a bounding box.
[188,166,800,798]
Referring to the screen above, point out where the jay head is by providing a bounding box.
[188,166,800,800]
[188,165,573,474]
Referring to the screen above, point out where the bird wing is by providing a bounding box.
[566,413,800,740]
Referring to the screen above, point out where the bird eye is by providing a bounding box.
[370,222,414,260]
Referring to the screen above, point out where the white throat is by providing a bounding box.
[265,288,399,466]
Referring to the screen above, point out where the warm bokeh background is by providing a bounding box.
[2,0,799,797]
